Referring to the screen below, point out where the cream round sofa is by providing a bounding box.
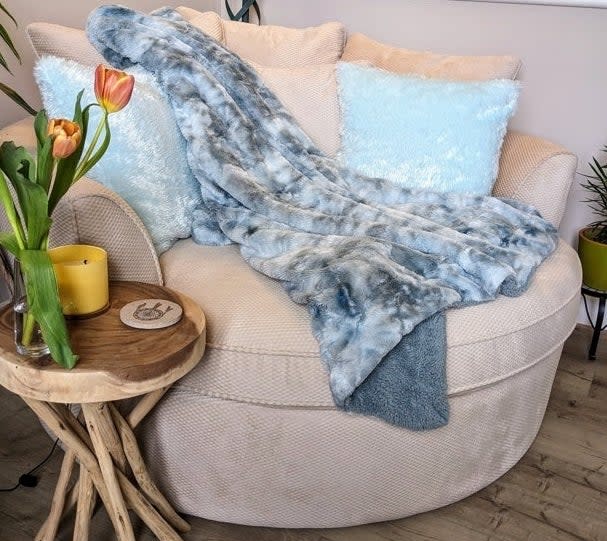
[0,123,581,528]
[0,8,582,529]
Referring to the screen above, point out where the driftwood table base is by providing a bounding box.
[26,388,189,541]
[0,282,207,541]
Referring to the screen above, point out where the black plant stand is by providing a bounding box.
[582,285,607,360]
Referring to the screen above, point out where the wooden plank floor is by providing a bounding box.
[1,325,605,541]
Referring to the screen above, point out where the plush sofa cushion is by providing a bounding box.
[35,56,203,254]
[180,6,346,67]
[337,62,519,194]
[342,32,521,81]
[26,11,225,65]
[27,22,105,65]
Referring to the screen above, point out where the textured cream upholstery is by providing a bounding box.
[342,33,521,81]
[146,349,562,527]
[55,180,162,285]
[175,7,224,42]
[181,7,346,67]
[494,130,577,227]
[27,22,105,66]
[253,63,340,156]
[142,239,581,526]
[159,240,579,406]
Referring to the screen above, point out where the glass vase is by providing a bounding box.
[13,260,50,358]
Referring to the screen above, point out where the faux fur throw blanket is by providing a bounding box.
[87,6,559,430]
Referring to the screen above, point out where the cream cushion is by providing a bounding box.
[145,238,581,527]
[180,6,346,67]
[175,7,225,43]
[342,33,521,80]
[26,12,225,64]
[27,22,105,65]
[252,63,339,156]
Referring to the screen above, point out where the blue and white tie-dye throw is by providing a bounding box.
[87,6,559,430]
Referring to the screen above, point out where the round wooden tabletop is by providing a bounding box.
[0,281,206,403]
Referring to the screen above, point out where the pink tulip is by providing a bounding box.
[94,65,135,114]
[47,119,82,159]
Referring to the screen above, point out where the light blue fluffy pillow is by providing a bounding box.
[337,62,520,195]
[35,56,202,253]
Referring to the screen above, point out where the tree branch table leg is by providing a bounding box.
[56,386,173,521]
[73,464,95,541]
[91,402,129,474]
[109,403,190,533]
[23,399,117,530]
[35,450,76,541]
[117,472,183,541]
[23,390,188,541]
[127,386,170,427]
[81,402,135,541]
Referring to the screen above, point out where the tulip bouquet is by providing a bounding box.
[0,65,134,368]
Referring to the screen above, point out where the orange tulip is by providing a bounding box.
[47,119,82,159]
[94,65,135,113]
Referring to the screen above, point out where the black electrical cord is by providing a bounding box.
[0,438,59,492]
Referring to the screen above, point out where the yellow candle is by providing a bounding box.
[48,245,109,317]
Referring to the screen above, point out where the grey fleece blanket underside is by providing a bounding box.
[87,6,558,430]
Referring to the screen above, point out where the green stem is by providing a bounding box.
[22,311,35,347]
[74,109,107,180]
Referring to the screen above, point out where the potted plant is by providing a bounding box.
[578,146,607,291]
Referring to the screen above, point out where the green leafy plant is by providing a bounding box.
[581,147,607,245]
[0,65,134,368]
[0,2,36,115]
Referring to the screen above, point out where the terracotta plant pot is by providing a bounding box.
[578,227,607,291]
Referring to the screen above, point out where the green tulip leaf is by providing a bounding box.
[34,109,48,151]
[0,169,25,249]
[0,142,51,249]
[19,249,78,369]
[0,232,21,257]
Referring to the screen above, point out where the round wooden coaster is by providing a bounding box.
[119,298,183,329]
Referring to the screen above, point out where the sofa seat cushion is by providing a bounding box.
[160,239,581,408]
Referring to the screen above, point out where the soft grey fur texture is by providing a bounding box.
[87,6,558,430]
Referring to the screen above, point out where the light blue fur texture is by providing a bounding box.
[337,62,520,195]
[87,6,558,430]
[36,56,201,254]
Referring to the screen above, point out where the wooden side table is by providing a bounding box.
[0,281,206,541]
[582,285,606,360]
